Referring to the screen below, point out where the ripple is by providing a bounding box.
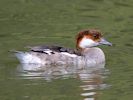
[81,92,96,96]
[113,2,132,7]
[16,63,110,99]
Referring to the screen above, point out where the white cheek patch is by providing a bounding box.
[79,37,97,48]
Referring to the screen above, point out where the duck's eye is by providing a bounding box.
[93,34,99,39]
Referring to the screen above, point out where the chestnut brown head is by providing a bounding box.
[76,29,112,49]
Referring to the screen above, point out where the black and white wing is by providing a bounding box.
[27,45,81,56]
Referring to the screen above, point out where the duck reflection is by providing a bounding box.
[16,63,110,100]
[79,67,110,100]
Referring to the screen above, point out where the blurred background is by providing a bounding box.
[0,0,133,100]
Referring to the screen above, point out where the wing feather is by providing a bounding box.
[28,45,81,56]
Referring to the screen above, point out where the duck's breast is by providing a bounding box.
[83,47,105,64]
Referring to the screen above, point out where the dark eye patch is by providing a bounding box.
[93,33,100,39]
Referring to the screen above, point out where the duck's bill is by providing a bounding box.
[99,38,112,46]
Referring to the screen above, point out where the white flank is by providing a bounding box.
[61,52,77,57]
[15,52,43,64]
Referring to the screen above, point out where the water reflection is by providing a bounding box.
[79,67,110,100]
[16,63,110,100]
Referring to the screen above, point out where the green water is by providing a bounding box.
[0,0,133,100]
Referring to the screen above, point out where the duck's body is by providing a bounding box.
[15,46,105,66]
[15,29,112,67]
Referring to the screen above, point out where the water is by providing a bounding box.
[0,0,133,100]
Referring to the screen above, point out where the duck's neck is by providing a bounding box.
[81,47,105,63]
[75,48,92,56]
[80,48,92,56]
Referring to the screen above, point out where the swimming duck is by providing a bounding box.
[15,29,112,67]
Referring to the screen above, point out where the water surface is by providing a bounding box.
[0,0,133,100]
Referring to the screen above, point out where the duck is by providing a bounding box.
[14,29,112,67]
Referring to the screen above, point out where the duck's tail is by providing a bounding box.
[10,50,42,64]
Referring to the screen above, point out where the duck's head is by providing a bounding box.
[76,29,112,49]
